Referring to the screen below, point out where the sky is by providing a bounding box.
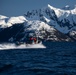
[0,0,76,17]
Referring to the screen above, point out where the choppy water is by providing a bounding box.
[0,42,76,75]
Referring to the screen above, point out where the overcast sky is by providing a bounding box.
[0,0,76,17]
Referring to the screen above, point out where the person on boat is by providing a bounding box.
[33,37,37,44]
[30,37,36,44]
[29,37,33,44]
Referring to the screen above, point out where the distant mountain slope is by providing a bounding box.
[0,4,76,42]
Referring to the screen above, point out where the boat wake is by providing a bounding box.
[0,43,46,50]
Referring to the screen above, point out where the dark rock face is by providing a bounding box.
[0,23,25,42]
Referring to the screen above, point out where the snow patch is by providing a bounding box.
[0,16,27,28]
[7,16,27,25]
[25,20,51,31]
[70,30,76,36]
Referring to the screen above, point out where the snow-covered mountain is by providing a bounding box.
[0,4,76,42]
[0,15,27,28]
[24,4,76,33]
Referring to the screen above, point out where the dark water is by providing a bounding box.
[0,42,76,75]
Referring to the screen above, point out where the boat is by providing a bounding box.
[15,36,42,46]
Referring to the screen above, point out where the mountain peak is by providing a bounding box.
[0,15,8,19]
[47,4,56,10]
[62,5,76,10]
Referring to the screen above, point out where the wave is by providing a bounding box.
[0,43,46,50]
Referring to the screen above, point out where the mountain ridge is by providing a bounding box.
[0,4,76,42]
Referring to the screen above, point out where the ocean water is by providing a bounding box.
[0,42,76,75]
